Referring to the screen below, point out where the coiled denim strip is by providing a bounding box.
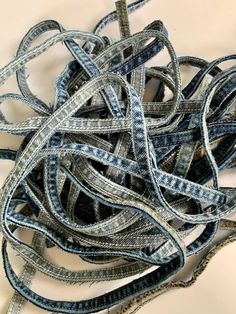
[0,0,236,313]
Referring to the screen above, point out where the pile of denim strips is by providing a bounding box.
[0,0,236,313]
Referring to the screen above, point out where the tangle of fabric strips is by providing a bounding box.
[0,0,236,313]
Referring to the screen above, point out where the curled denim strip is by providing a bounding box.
[0,0,236,313]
